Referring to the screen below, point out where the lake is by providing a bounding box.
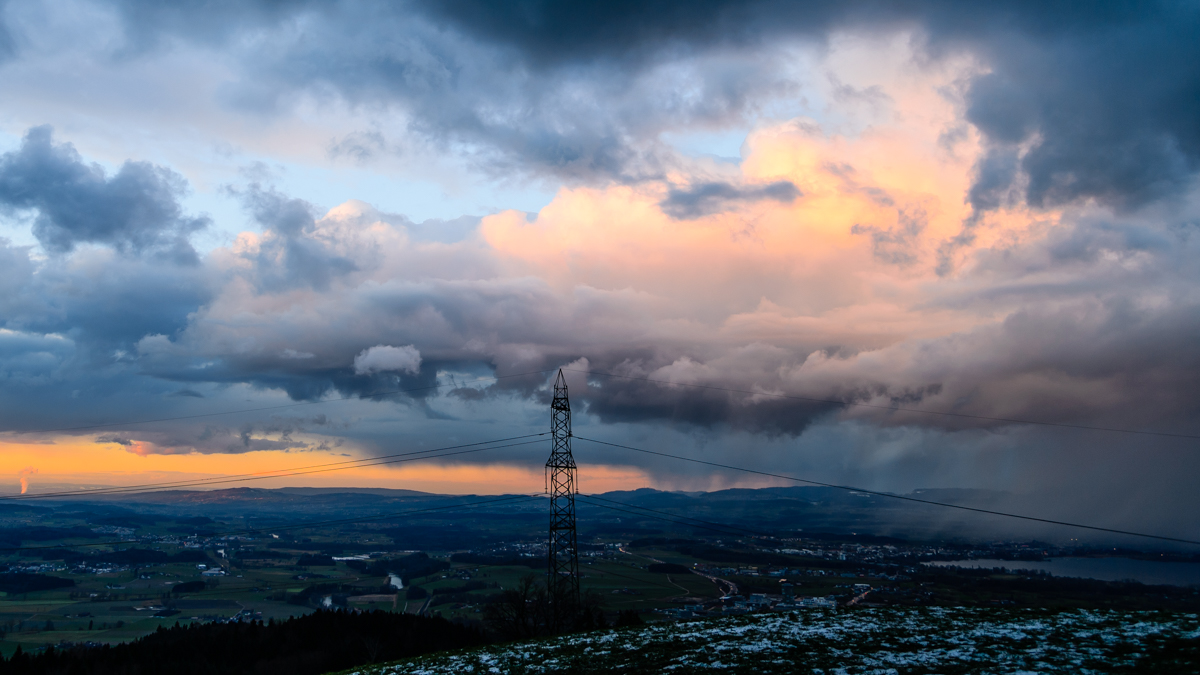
[925,557,1200,587]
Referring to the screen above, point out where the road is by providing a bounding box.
[845,589,872,606]
[693,570,738,598]
[619,545,737,599]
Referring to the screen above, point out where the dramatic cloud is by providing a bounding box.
[409,1,1200,207]
[962,14,1200,211]
[114,99,1200,444]
[92,414,328,456]
[25,0,1182,208]
[234,185,358,292]
[0,236,211,360]
[0,0,1198,538]
[0,126,209,261]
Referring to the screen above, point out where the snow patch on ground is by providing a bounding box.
[349,608,1198,675]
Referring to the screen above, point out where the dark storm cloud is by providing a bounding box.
[420,0,1200,208]
[0,237,211,360]
[962,11,1200,211]
[557,273,1200,439]
[2,7,1198,452]
[0,130,212,361]
[104,1,801,180]
[91,0,1198,208]
[92,415,326,455]
[0,126,209,262]
[102,0,1121,66]
[119,184,1200,443]
[0,325,72,385]
[896,217,1200,434]
[0,134,1194,454]
[490,212,1200,440]
[410,1,1149,65]
[965,147,1020,213]
[154,358,443,407]
[577,367,841,436]
[660,180,800,219]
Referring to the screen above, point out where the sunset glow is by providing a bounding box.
[0,0,1197,541]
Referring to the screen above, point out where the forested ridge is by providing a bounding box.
[0,610,487,675]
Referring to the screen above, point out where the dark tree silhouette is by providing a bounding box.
[0,610,487,675]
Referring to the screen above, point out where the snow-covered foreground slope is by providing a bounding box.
[344,608,1198,674]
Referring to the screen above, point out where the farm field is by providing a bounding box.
[0,542,721,655]
[0,557,324,657]
[2,488,1198,663]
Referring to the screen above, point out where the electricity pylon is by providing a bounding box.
[546,369,580,630]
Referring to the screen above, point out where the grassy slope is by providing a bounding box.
[340,608,1200,675]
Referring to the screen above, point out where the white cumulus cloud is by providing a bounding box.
[353,344,422,375]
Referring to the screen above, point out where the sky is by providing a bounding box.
[0,0,1198,542]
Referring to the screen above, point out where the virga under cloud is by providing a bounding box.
[0,0,1198,538]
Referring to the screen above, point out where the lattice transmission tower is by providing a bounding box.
[546,369,580,629]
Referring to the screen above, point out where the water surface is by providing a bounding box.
[926,557,1200,587]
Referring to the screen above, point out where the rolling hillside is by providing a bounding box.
[344,607,1200,674]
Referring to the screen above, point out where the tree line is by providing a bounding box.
[0,610,486,675]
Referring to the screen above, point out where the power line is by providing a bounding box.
[65,438,546,497]
[3,434,549,502]
[6,438,547,501]
[573,435,1200,546]
[17,368,557,435]
[570,369,1200,441]
[0,494,543,552]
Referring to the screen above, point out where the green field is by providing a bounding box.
[0,555,329,657]
[0,542,726,656]
[379,554,724,625]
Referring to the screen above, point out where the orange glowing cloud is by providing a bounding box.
[481,38,1061,354]
[0,35,1082,496]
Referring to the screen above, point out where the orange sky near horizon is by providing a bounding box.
[0,436,671,496]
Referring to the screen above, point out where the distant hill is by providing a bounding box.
[276,487,434,497]
[57,486,446,506]
[25,483,1064,543]
[575,485,1040,542]
[38,484,1010,507]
